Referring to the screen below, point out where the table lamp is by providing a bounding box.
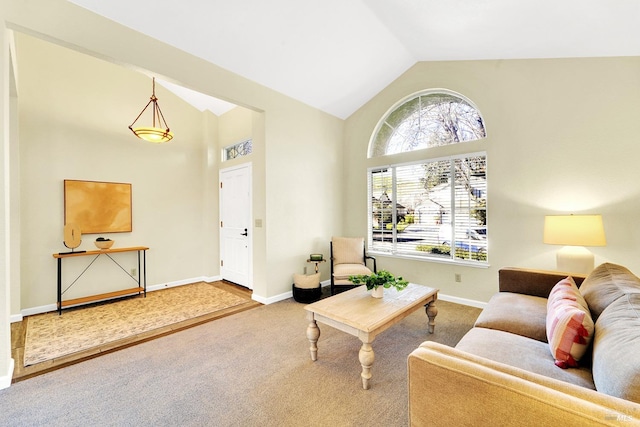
[543,214,606,275]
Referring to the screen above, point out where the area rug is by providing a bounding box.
[24,282,250,366]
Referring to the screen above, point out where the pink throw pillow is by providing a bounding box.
[546,277,594,369]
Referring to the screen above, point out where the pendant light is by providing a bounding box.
[129,77,174,143]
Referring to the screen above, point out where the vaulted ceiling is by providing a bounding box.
[69,0,640,119]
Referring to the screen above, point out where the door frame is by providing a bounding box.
[219,162,253,290]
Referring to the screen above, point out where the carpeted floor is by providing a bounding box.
[24,282,251,366]
[0,296,481,426]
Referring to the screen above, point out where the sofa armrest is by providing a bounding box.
[408,342,640,426]
[498,267,587,298]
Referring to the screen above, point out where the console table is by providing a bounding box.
[53,246,148,315]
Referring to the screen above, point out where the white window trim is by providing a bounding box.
[367,152,488,267]
[368,88,487,158]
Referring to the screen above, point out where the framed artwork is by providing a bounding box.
[64,180,132,233]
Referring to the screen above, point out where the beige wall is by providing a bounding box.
[9,48,20,318]
[264,104,345,289]
[201,110,220,281]
[4,0,345,325]
[1,12,13,388]
[219,107,253,148]
[344,58,640,303]
[16,33,211,307]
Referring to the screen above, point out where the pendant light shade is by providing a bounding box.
[129,77,174,143]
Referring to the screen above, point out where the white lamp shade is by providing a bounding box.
[543,214,606,247]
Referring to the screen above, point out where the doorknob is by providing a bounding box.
[241,228,248,236]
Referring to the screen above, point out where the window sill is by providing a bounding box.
[368,250,490,269]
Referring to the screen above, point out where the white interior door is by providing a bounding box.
[220,164,252,289]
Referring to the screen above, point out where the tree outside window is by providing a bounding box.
[368,90,487,264]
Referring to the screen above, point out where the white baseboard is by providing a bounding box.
[21,303,57,318]
[0,358,14,390]
[16,277,487,317]
[438,293,487,309]
[251,290,291,305]
[250,281,487,309]
[253,279,335,305]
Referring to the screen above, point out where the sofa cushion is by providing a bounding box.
[580,263,640,320]
[546,277,594,369]
[456,327,595,390]
[592,294,640,404]
[474,292,548,342]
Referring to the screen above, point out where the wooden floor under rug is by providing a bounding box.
[11,281,261,383]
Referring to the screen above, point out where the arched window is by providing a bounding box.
[367,90,488,265]
[369,90,486,157]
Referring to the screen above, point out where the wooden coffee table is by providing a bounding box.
[305,283,438,389]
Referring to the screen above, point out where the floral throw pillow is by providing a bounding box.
[546,276,595,369]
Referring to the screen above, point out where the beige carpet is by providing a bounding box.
[3,298,481,426]
[24,282,250,366]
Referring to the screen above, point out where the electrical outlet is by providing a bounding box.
[131,268,137,276]
[455,273,462,283]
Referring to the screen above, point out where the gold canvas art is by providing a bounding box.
[64,180,132,233]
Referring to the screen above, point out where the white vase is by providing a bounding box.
[371,286,384,298]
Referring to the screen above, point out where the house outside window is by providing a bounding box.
[368,90,487,265]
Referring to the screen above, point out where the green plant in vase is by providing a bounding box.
[349,270,409,292]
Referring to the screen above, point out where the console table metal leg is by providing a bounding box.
[143,250,147,297]
[57,258,62,315]
[137,251,142,297]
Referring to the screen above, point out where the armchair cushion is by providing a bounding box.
[332,263,372,281]
[331,237,365,265]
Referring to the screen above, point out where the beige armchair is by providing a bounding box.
[330,236,377,295]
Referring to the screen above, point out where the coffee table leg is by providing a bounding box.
[426,301,438,334]
[358,341,375,389]
[307,319,320,361]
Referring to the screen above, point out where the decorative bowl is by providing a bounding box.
[94,239,114,250]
